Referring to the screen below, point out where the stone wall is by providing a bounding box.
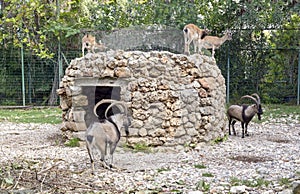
[57,50,227,147]
[102,25,184,53]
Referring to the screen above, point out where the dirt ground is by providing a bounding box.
[0,120,299,193]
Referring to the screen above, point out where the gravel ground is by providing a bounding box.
[0,117,299,194]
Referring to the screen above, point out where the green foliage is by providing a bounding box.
[261,14,300,103]
[0,0,299,105]
[0,107,62,124]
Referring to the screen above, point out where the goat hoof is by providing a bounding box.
[245,134,249,136]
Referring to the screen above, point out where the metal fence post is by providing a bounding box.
[21,44,25,106]
[226,52,230,104]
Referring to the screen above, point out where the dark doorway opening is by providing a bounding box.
[82,86,121,126]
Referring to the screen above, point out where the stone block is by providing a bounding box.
[73,110,86,122]
[74,122,87,132]
[139,128,148,137]
[199,78,209,90]
[72,95,88,107]
[174,126,186,137]
[114,67,131,77]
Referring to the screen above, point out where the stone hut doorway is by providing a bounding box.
[82,85,121,126]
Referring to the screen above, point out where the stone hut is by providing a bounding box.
[57,50,227,147]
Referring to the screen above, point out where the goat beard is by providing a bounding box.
[257,114,262,120]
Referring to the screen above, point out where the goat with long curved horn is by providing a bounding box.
[86,99,131,173]
[93,99,119,118]
[227,93,263,138]
[251,93,261,104]
[105,101,130,137]
[105,101,128,119]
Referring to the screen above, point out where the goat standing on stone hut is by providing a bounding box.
[227,93,263,138]
[82,34,107,56]
[198,30,232,58]
[86,99,131,173]
[183,24,210,55]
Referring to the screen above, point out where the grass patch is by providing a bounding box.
[279,177,292,186]
[125,143,152,153]
[194,164,207,169]
[259,104,300,123]
[64,138,80,147]
[196,180,210,192]
[202,172,214,177]
[132,143,151,152]
[230,177,270,187]
[211,135,228,144]
[157,167,171,173]
[0,107,62,124]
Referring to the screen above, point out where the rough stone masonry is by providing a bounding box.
[57,50,227,147]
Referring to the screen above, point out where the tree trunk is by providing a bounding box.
[48,63,59,106]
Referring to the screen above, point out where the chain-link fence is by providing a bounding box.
[0,27,299,106]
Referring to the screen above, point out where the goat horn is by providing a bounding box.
[105,101,128,119]
[251,93,261,104]
[93,99,119,117]
[241,95,258,104]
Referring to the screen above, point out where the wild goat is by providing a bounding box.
[198,30,232,58]
[86,99,130,173]
[227,93,263,138]
[82,34,107,56]
[183,23,210,55]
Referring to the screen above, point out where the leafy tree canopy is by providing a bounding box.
[0,0,298,58]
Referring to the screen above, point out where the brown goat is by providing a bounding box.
[82,34,107,56]
[183,24,210,55]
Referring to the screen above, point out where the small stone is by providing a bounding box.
[188,191,203,194]
[210,186,225,193]
[230,185,246,194]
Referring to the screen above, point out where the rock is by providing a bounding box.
[230,185,247,194]
[278,189,293,194]
[293,182,300,194]
[188,191,203,194]
[210,186,225,193]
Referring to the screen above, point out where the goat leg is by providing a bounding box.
[86,144,95,175]
[184,37,193,55]
[245,123,249,136]
[212,46,215,58]
[232,120,237,136]
[228,119,232,135]
[241,122,245,138]
[108,143,118,168]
